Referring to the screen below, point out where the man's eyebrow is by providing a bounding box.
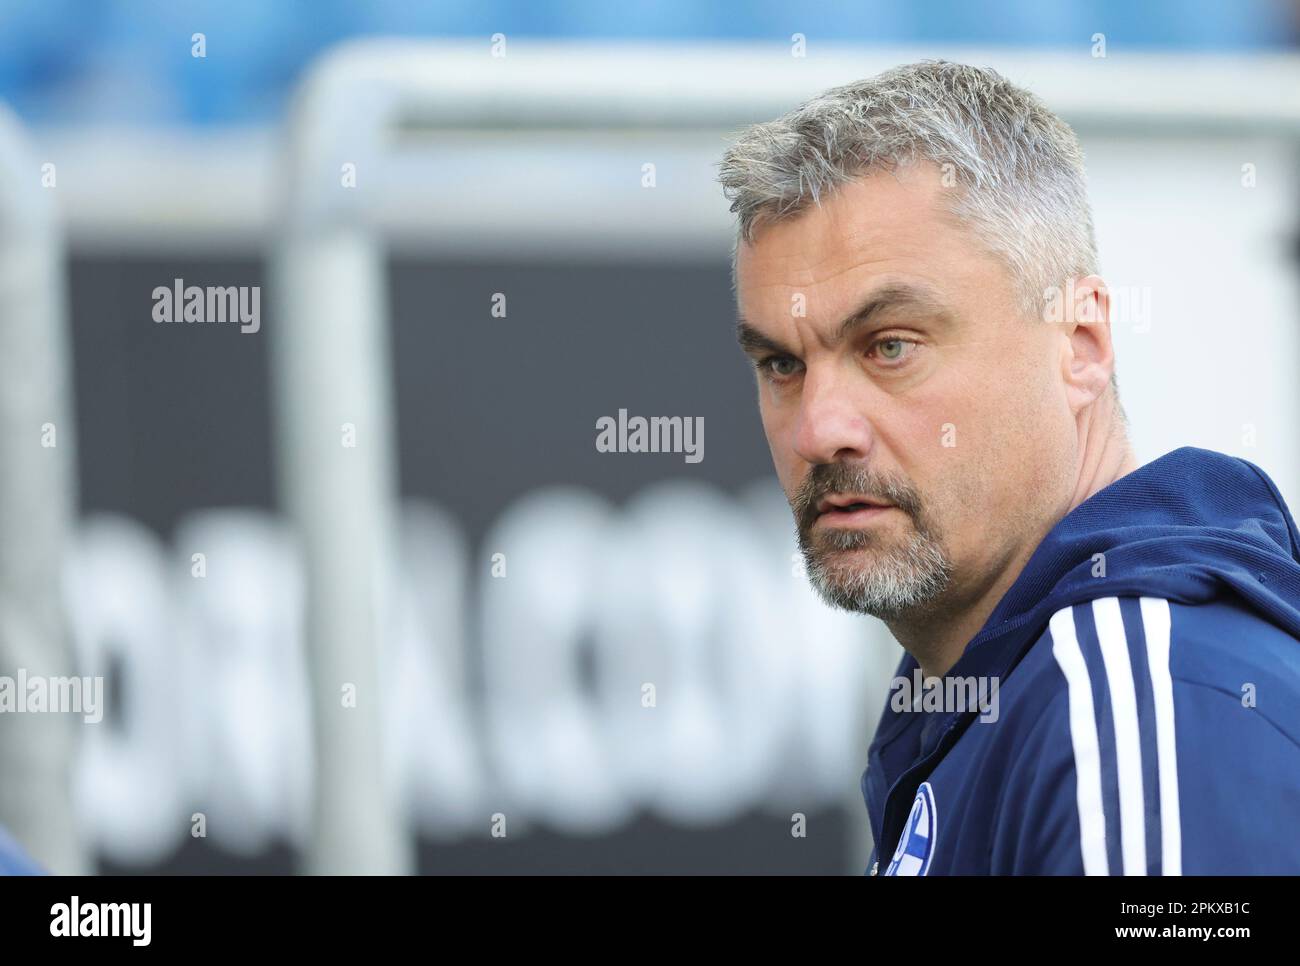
[736,283,953,357]
[836,283,954,342]
[735,319,790,356]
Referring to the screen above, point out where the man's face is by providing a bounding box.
[735,162,1076,622]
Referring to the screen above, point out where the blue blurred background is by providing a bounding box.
[1,0,1296,125]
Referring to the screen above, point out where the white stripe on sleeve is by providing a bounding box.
[1050,605,1109,875]
[1140,596,1181,876]
[1092,596,1147,875]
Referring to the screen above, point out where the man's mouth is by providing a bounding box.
[814,493,897,526]
[816,493,892,514]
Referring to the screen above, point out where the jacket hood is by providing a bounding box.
[962,445,1300,671]
[880,445,1300,733]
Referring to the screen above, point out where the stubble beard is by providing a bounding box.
[794,465,954,622]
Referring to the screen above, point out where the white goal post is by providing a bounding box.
[0,103,84,874]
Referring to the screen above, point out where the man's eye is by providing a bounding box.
[870,338,918,364]
[759,355,802,379]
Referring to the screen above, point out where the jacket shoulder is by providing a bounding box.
[994,595,1300,874]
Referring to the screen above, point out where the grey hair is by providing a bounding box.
[717,60,1099,319]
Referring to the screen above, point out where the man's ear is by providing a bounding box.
[1061,274,1114,413]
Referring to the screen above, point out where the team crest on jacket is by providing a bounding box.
[884,782,937,876]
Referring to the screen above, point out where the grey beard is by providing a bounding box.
[800,523,952,621]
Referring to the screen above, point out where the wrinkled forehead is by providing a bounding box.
[733,166,985,321]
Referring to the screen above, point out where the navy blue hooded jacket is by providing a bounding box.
[863,446,1300,875]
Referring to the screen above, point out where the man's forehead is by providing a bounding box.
[735,165,954,295]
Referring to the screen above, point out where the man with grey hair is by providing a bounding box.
[721,61,1300,875]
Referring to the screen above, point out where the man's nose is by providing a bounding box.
[791,364,875,466]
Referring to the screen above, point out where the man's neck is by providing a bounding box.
[891,404,1139,680]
